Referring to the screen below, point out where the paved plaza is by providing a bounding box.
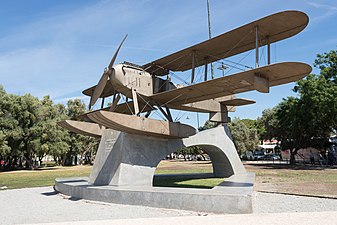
[1,186,337,225]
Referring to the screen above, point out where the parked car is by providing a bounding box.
[253,150,265,160]
[243,151,254,160]
[263,154,281,160]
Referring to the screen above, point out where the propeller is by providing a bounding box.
[89,34,128,110]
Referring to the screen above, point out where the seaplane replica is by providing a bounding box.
[58,10,312,139]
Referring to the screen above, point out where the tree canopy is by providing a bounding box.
[198,119,259,156]
[258,49,337,164]
[228,118,259,156]
[0,87,97,169]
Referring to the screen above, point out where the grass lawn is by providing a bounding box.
[244,163,337,198]
[153,177,222,189]
[1,160,337,198]
[153,160,222,189]
[0,166,92,190]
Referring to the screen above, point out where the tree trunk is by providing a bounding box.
[25,156,33,169]
[89,151,94,165]
[12,156,18,167]
[39,157,43,167]
[6,156,12,168]
[19,157,23,167]
[53,156,60,166]
[290,148,297,165]
[61,154,66,166]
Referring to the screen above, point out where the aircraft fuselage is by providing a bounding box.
[111,63,176,99]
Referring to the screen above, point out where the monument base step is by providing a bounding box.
[55,173,255,214]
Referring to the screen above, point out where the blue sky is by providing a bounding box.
[0,0,336,128]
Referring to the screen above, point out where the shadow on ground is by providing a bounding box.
[153,174,222,189]
[41,191,58,196]
[245,163,337,171]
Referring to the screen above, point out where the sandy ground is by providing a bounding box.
[1,186,337,225]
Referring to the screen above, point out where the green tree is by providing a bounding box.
[275,49,337,164]
[314,49,337,83]
[0,93,20,167]
[0,86,11,160]
[294,75,336,134]
[29,96,70,166]
[62,99,97,166]
[257,108,279,141]
[198,119,259,156]
[0,93,40,168]
[198,120,216,131]
[177,146,206,160]
[175,120,217,160]
[67,99,86,120]
[0,85,99,169]
[228,118,259,156]
[240,119,257,130]
[18,94,40,168]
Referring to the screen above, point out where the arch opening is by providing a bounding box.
[152,143,234,189]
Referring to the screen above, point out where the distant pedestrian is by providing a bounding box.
[328,151,334,167]
[0,160,4,167]
[319,152,323,166]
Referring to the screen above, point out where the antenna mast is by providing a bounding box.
[207,0,214,79]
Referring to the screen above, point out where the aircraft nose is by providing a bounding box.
[109,65,123,87]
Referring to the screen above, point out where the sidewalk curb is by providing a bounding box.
[257,190,337,200]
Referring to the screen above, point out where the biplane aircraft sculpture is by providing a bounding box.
[59,10,312,139]
[56,10,312,213]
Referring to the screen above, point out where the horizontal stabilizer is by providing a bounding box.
[170,98,235,113]
[220,98,256,106]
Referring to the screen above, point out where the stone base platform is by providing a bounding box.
[55,172,255,214]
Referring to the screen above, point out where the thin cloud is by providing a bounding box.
[307,1,337,24]
[53,95,88,104]
[92,44,171,54]
[0,0,151,98]
[308,2,337,11]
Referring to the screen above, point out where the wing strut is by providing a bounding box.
[101,98,105,108]
[191,51,196,83]
[165,106,173,122]
[109,94,121,112]
[267,36,271,65]
[157,106,173,122]
[255,25,259,68]
[204,59,208,81]
[131,89,140,115]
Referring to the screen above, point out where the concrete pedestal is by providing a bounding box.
[55,125,255,214]
[89,125,246,186]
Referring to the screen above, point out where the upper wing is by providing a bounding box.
[142,11,308,76]
[150,62,312,106]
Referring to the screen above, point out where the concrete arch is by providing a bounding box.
[182,125,246,177]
